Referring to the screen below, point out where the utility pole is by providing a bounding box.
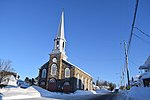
[124,41,130,86]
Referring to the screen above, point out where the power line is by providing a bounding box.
[134,33,150,45]
[134,27,150,39]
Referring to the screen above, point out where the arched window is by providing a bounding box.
[64,81,70,86]
[41,69,46,78]
[81,76,84,89]
[56,41,59,48]
[40,81,46,86]
[91,80,93,90]
[77,74,80,88]
[51,64,57,76]
[49,78,56,83]
[62,42,65,49]
[65,68,70,78]
[88,79,90,90]
[84,78,87,90]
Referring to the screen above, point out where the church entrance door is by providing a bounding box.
[63,81,71,93]
[48,78,57,91]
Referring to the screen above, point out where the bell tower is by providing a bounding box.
[51,10,67,61]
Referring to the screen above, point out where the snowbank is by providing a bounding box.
[1,86,41,99]
[0,85,97,100]
[128,87,150,100]
[116,87,150,100]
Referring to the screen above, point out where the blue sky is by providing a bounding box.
[0,0,150,85]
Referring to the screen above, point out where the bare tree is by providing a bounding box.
[0,59,14,72]
[0,59,15,83]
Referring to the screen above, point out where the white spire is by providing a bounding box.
[51,10,67,60]
[55,10,66,41]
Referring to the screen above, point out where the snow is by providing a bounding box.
[2,80,150,100]
[128,87,150,100]
[116,87,150,100]
[0,85,97,100]
[1,86,41,99]
[73,90,96,95]
[95,89,111,94]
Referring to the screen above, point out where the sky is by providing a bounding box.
[0,0,150,85]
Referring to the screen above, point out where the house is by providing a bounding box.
[131,55,150,87]
[138,55,150,87]
[38,11,93,93]
[0,71,18,87]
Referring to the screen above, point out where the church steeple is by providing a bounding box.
[51,10,67,60]
[55,10,65,41]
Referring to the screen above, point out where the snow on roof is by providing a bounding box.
[63,60,93,78]
[139,55,150,69]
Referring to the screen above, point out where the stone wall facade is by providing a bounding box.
[38,53,93,93]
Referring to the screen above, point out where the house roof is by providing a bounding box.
[139,55,150,70]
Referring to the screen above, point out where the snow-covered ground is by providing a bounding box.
[116,87,150,100]
[1,84,150,100]
[95,89,111,94]
[0,86,97,100]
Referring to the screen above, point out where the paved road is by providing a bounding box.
[18,93,119,100]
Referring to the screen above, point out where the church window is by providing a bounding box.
[62,42,65,49]
[64,81,70,86]
[41,69,47,78]
[51,64,57,76]
[84,78,87,90]
[91,80,93,90]
[40,81,46,85]
[56,41,59,47]
[77,74,80,88]
[88,79,90,90]
[49,78,56,83]
[65,68,70,78]
[81,76,84,89]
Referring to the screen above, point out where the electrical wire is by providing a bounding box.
[134,27,150,39]
[127,0,139,54]
[133,33,150,45]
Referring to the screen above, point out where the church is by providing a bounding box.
[38,11,93,93]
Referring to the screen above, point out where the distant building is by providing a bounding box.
[131,55,150,87]
[0,71,18,86]
[38,11,93,93]
[139,55,150,87]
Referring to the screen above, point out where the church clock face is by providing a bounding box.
[52,58,57,63]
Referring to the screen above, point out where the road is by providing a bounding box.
[18,93,120,100]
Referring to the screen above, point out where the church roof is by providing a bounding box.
[62,60,93,78]
[40,61,49,69]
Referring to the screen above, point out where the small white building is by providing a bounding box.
[135,55,150,87]
[130,55,150,87]
[0,75,17,86]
